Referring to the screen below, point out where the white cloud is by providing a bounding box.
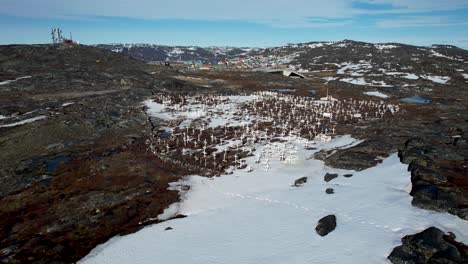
[379,0,467,11]
[377,16,468,28]
[352,0,468,14]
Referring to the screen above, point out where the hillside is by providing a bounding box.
[0,44,184,263]
[95,43,257,62]
[97,40,468,91]
[0,43,467,264]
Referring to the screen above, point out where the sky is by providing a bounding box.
[0,0,467,49]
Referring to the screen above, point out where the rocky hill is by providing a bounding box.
[97,40,468,91]
[95,43,257,62]
[97,40,468,68]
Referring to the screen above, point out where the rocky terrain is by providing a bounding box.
[388,227,468,263]
[0,44,192,263]
[0,41,467,263]
[95,44,256,62]
[101,40,468,101]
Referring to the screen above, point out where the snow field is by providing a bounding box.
[80,135,468,264]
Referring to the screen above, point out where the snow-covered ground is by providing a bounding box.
[401,73,419,80]
[144,95,257,130]
[429,50,463,61]
[340,78,393,87]
[62,102,75,107]
[336,61,373,76]
[381,71,419,80]
[0,76,32,86]
[364,91,389,98]
[80,134,468,264]
[0,115,46,128]
[374,44,398,50]
[421,75,450,84]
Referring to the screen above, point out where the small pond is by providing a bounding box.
[158,130,172,137]
[270,89,296,93]
[400,97,432,104]
[46,156,71,172]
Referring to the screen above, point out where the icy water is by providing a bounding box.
[270,88,296,93]
[400,97,432,104]
[46,156,71,172]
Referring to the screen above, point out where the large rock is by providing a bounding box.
[317,139,396,171]
[324,173,338,182]
[315,215,337,237]
[388,227,468,264]
[293,177,308,187]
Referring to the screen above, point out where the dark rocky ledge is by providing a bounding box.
[388,227,468,264]
[399,136,468,220]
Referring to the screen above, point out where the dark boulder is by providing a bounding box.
[293,177,308,187]
[324,173,338,182]
[315,215,337,237]
[325,188,334,194]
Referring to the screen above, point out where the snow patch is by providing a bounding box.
[341,78,393,87]
[0,115,47,128]
[144,95,257,129]
[336,62,372,76]
[322,77,338,82]
[62,102,75,107]
[429,50,463,61]
[421,75,450,84]
[364,91,389,98]
[382,71,419,80]
[375,44,398,50]
[402,73,419,80]
[0,76,32,86]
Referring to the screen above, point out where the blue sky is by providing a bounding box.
[1,0,467,48]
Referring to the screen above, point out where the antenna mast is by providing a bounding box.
[51,28,56,44]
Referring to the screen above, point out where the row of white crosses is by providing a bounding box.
[148,91,400,173]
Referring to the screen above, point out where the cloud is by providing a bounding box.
[0,0,467,28]
[353,0,468,13]
[258,17,353,28]
[0,0,350,20]
[376,15,468,28]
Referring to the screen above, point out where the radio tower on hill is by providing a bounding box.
[51,28,64,44]
[51,28,76,44]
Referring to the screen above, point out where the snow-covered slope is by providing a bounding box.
[80,137,467,264]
